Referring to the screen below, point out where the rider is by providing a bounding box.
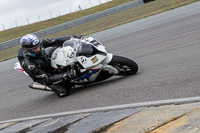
[17,33,83,97]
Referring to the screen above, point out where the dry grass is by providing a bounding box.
[0,0,199,62]
[45,0,199,38]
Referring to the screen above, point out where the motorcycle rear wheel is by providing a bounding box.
[109,55,138,76]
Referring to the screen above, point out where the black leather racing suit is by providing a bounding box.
[17,36,73,94]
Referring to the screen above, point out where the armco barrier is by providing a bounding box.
[0,0,144,51]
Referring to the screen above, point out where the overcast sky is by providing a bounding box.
[0,0,111,31]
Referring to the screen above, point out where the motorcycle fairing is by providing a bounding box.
[14,62,28,75]
[73,68,101,83]
[76,54,106,69]
[51,46,77,69]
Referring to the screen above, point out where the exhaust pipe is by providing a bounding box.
[29,82,52,92]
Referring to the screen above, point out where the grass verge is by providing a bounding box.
[0,0,199,62]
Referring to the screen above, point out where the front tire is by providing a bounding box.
[109,55,138,75]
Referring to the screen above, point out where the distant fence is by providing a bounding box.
[0,0,144,50]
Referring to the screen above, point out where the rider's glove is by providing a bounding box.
[73,34,83,39]
[62,72,68,81]
[67,64,81,79]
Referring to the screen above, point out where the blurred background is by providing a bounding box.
[0,0,112,31]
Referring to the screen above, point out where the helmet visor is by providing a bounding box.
[26,45,41,53]
[25,44,43,57]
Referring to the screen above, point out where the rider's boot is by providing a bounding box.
[48,84,69,97]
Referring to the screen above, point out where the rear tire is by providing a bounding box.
[109,55,138,75]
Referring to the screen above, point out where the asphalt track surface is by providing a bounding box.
[0,2,200,121]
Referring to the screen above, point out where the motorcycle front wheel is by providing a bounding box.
[109,55,138,76]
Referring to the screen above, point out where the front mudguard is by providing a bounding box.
[102,53,113,64]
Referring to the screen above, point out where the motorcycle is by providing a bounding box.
[14,36,138,97]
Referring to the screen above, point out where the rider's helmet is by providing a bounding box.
[20,34,44,57]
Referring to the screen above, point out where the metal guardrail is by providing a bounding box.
[0,0,144,50]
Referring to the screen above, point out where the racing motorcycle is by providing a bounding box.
[14,37,138,96]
